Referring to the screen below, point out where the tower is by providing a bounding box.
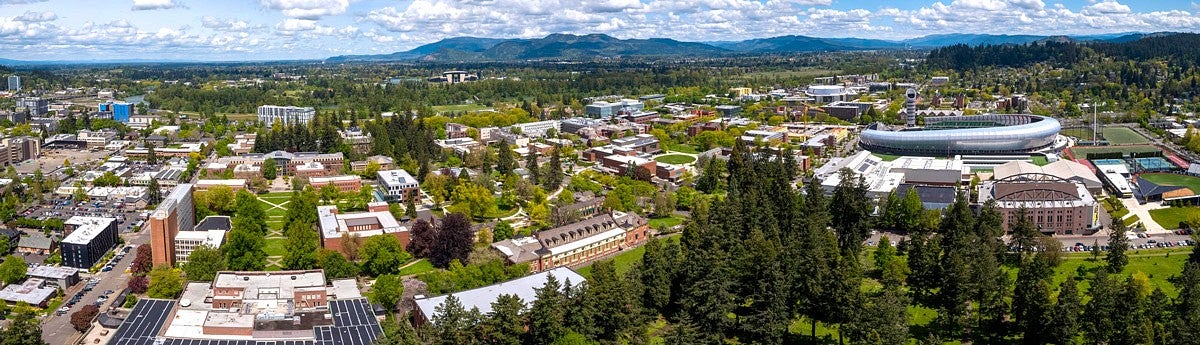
[905,88,919,127]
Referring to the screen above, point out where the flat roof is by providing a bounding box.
[414,267,585,325]
[212,270,326,298]
[376,169,416,186]
[0,278,55,305]
[62,216,116,245]
[317,205,404,240]
[27,265,78,279]
[110,298,382,345]
[310,175,361,184]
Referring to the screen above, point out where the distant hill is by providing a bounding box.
[326,37,505,62]
[708,35,903,53]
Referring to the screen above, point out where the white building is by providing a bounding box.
[805,85,856,103]
[7,75,19,91]
[508,120,560,138]
[257,105,315,126]
[377,169,420,202]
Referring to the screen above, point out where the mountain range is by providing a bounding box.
[325,32,1158,63]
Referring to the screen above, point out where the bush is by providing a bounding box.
[70,305,99,332]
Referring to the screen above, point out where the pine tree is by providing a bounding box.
[525,274,566,345]
[638,238,675,314]
[496,144,515,176]
[542,146,563,190]
[1107,214,1130,273]
[482,294,525,345]
[525,149,540,185]
[1048,275,1083,345]
[1013,238,1059,344]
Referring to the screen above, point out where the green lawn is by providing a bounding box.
[1140,173,1200,193]
[1103,127,1150,145]
[666,144,699,154]
[1030,155,1049,166]
[578,235,680,278]
[654,154,696,165]
[399,259,436,276]
[1123,214,1141,227]
[1061,127,1096,139]
[1149,207,1200,230]
[431,104,491,113]
[872,153,902,161]
[1056,247,1192,297]
[264,237,287,257]
[647,216,683,229]
[1068,145,1160,158]
[265,207,288,217]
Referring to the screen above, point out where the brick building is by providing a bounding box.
[317,203,409,255]
[491,211,648,272]
[309,175,363,192]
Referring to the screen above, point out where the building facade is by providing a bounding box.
[257,105,315,126]
[150,184,195,267]
[6,75,18,91]
[978,173,1099,236]
[491,211,648,272]
[317,203,409,256]
[377,169,420,202]
[18,97,48,116]
[309,175,362,192]
[61,217,119,269]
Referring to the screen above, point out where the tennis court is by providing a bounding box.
[1092,159,1126,167]
[1136,157,1177,172]
[1068,145,1160,158]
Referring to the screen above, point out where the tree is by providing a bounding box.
[262,158,278,180]
[0,255,27,284]
[583,260,640,342]
[232,190,268,236]
[496,144,516,176]
[542,147,563,190]
[224,228,266,271]
[653,191,676,218]
[432,295,480,345]
[1049,274,1083,345]
[131,246,153,276]
[282,221,319,270]
[147,265,184,299]
[1107,214,1130,273]
[182,245,225,281]
[526,150,540,185]
[482,294,526,345]
[371,274,404,313]
[127,276,148,294]
[525,274,566,345]
[359,234,411,276]
[93,171,122,187]
[147,178,162,205]
[405,194,418,219]
[639,238,675,314]
[3,309,48,345]
[431,213,474,269]
[407,219,437,258]
[146,143,158,165]
[70,304,99,332]
[844,288,910,345]
[493,221,515,242]
[317,250,359,280]
[452,182,496,220]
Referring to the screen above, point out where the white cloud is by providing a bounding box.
[132,0,184,10]
[1008,0,1044,10]
[201,16,260,32]
[261,0,350,19]
[13,11,56,22]
[0,0,48,3]
[1084,0,1131,14]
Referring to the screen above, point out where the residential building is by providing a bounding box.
[377,169,420,202]
[61,216,119,269]
[175,216,230,264]
[309,175,362,192]
[99,101,133,122]
[150,184,195,267]
[977,173,1099,236]
[0,278,56,308]
[26,265,79,290]
[339,128,373,154]
[491,211,648,272]
[257,105,315,126]
[413,267,585,325]
[17,97,47,116]
[317,203,409,255]
[585,99,643,118]
[6,75,18,91]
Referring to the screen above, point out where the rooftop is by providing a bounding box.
[377,169,417,186]
[0,278,54,305]
[317,205,405,240]
[414,267,585,324]
[27,265,78,279]
[61,216,116,245]
[212,270,327,300]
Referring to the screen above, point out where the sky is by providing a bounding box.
[0,0,1198,61]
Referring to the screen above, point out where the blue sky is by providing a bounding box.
[0,0,1197,61]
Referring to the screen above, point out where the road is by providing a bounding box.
[41,229,150,345]
[869,230,1195,251]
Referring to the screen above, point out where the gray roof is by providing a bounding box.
[17,233,51,250]
[194,215,232,232]
[414,267,585,324]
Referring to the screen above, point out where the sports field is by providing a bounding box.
[1060,127,1095,139]
[1149,207,1200,230]
[1068,145,1160,158]
[1102,127,1150,145]
[1140,173,1200,193]
[654,154,696,165]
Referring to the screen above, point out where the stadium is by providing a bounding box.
[859,114,1065,155]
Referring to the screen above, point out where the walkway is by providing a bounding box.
[1120,197,1168,233]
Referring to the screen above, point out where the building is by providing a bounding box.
[894,184,957,210]
[216,151,343,177]
[194,179,247,192]
[585,99,644,118]
[150,184,196,267]
[317,203,409,255]
[0,278,56,308]
[339,128,373,154]
[805,85,855,103]
[128,114,159,129]
[508,120,560,138]
[977,173,1099,236]
[6,75,18,91]
[26,265,79,290]
[377,169,420,202]
[814,151,969,199]
[931,76,950,86]
[60,216,119,269]
[446,123,470,139]
[16,233,53,255]
[351,155,394,173]
[174,216,230,264]
[994,160,1103,195]
[100,101,134,122]
[560,117,605,134]
[309,175,362,192]
[77,129,118,148]
[715,105,741,117]
[598,154,656,178]
[413,267,585,325]
[257,105,315,126]
[491,211,648,272]
[18,97,48,116]
[431,70,478,84]
[0,136,39,167]
[859,114,1063,156]
[0,229,17,254]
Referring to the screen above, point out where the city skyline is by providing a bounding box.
[0,0,1198,61]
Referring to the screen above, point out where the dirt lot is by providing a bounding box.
[17,148,116,174]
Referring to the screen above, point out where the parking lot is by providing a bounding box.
[23,196,146,234]
[15,148,116,175]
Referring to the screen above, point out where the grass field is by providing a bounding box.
[431,104,491,113]
[1124,215,1141,227]
[647,216,684,229]
[264,237,287,257]
[654,154,696,165]
[872,153,902,161]
[1061,127,1096,139]
[399,259,436,276]
[1140,173,1200,193]
[1055,247,1192,297]
[666,144,699,154]
[1149,207,1200,229]
[1103,127,1151,145]
[1031,155,1049,166]
[1068,145,1160,158]
[578,235,680,278]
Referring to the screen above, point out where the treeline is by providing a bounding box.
[379,140,1200,344]
[1092,33,1200,65]
[924,41,1088,70]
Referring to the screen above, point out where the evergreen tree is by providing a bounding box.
[525,274,566,345]
[525,149,540,185]
[542,146,563,190]
[432,295,480,345]
[584,261,641,342]
[829,169,872,254]
[1049,275,1083,345]
[496,144,515,176]
[482,294,525,345]
[1107,214,1131,273]
[1013,238,1059,344]
[638,238,675,314]
[844,287,910,345]
[147,178,162,205]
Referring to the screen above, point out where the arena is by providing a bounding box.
[859,114,1065,155]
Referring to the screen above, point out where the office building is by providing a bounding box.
[508,120,560,138]
[585,99,644,118]
[0,278,56,308]
[6,75,18,91]
[26,265,80,290]
[215,151,343,177]
[491,211,648,272]
[309,175,362,192]
[257,105,315,126]
[174,216,230,264]
[17,97,48,116]
[413,267,584,326]
[317,203,409,255]
[77,129,118,148]
[0,136,39,167]
[377,169,420,202]
[61,216,119,269]
[150,184,195,267]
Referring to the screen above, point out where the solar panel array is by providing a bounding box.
[107,299,382,345]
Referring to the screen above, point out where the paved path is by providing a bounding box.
[1121,197,1168,233]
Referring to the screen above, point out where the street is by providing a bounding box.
[869,230,1196,252]
[40,229,149,345]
